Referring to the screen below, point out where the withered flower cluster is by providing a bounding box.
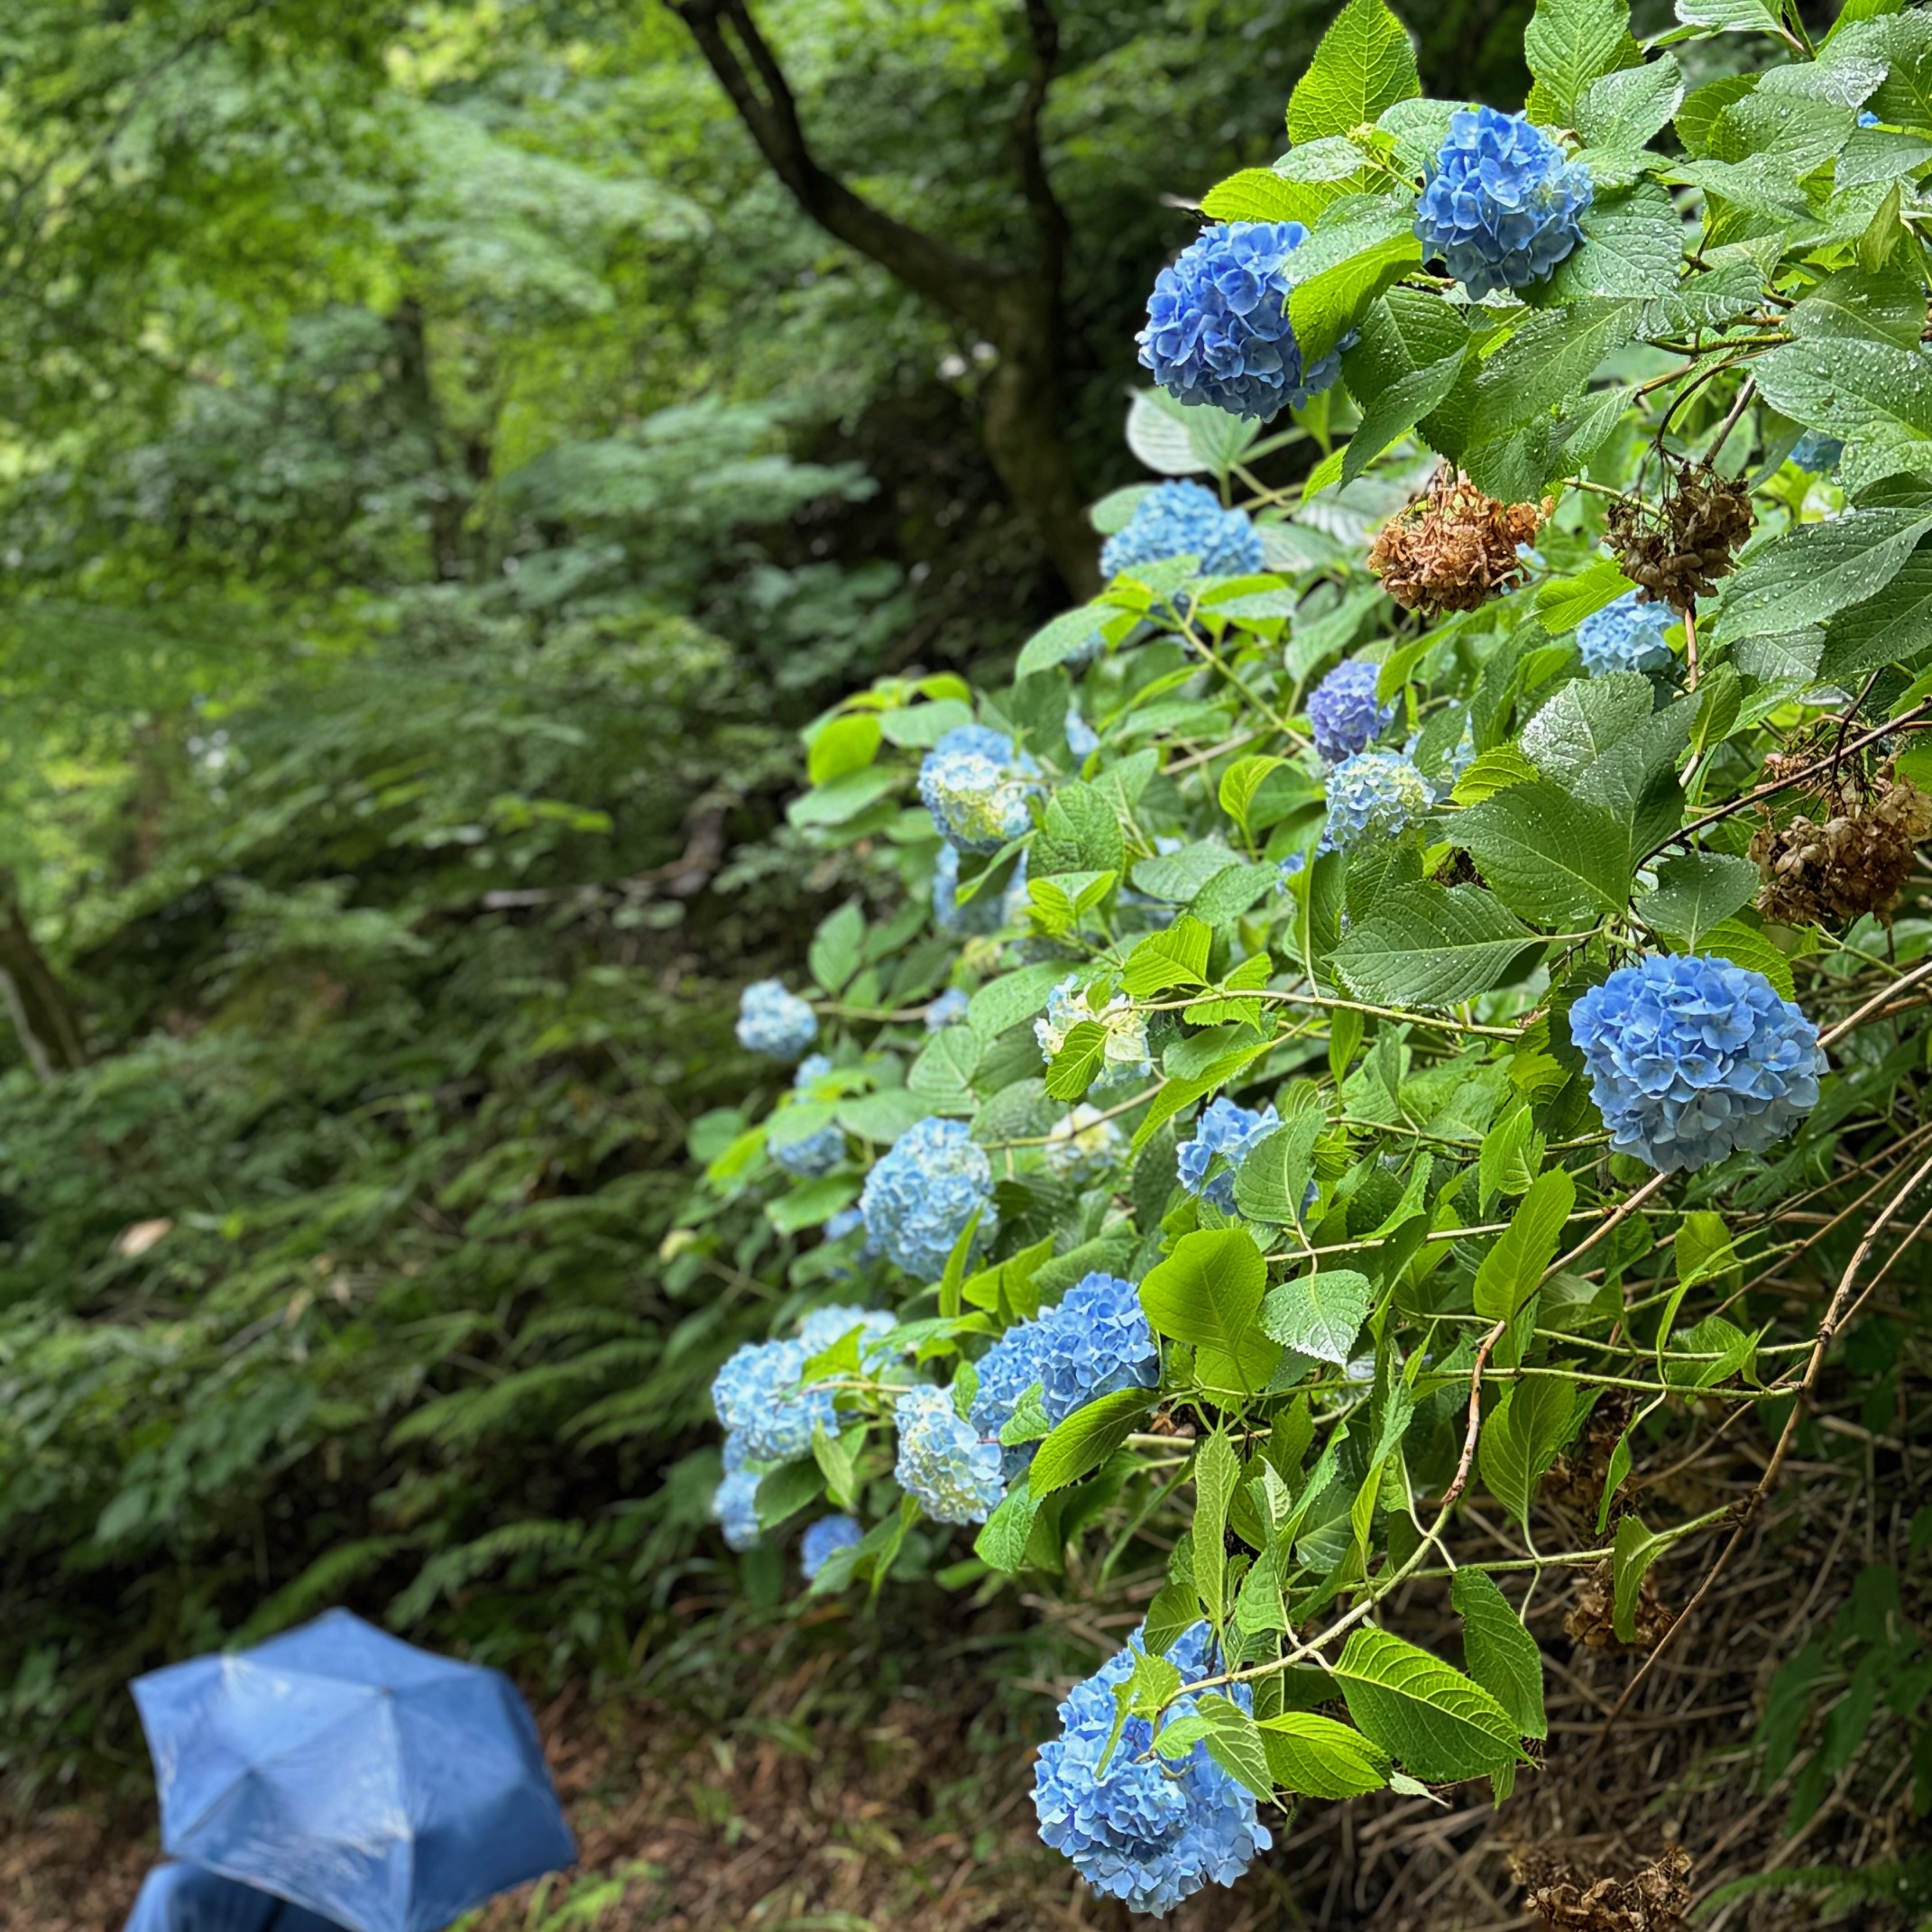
[1605,459,1753,612]
[1752,768,1932,930]
[1368,469,1549,615]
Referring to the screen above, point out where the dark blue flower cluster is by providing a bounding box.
[1414,107,1593,300]
[1578,591,1673,676]
[1568,953,1826,1173]
[860,1116,998,1278]
[1322,750,1432,848]
[1033,1622,1273,1916]
[894,1383,1004,1523]
[1308,658,1395,766]
[1137,222,1346,421]
[968,1272,1158,1476]
[799,1513,863,1580]
[1100,481,1267,581]
[919,725,1039,855]
[1177,1096,1282,1211]
[736,979,818,1060]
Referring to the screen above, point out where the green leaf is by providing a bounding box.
[1449,781,1633,927]
[1333,1628,1526,1780]
[1479,1376,1578,1532]
[975,1478,1044,1573]
[1192,1430,1241,1625]
[1479,1101,1545,1204]
[1122,915,1213,997]
[1670,916,1794,998]
[1574,55,1685,147]
[1140,1228,1281,1394]
[1287,0,1421,144]
[1473,300,1642,431]
[1191,860,1284,925]
[1193,1694,1278,1801]
[1219,756,1289,841]
[1035,780,1126,878]
[1044,1019,1109,1103]
[969,961,1072,1040]
[1541,181,1683,301]
[1473,1167,1578,1321]
[1525,0,1641,126]
[808,901,867,994]
[807,713,883,786]
[1819,543,1932,681]
[1675,0,1791,36]
[1451,1569,1549,1740]
[754,1457,824,1531]
[765,1174,860,1235]
[1612,1512,1671,1642]
[1260,1712,1393,1798]
[1287,206,1425,364]
[1201,168,1347,227]
[1519,673,1655,781]
[1640,851,1761,943]
[1029,1387,1155,1496]
[788,767,902,829]
[1538,557,1638,634]
[1331,885,1541,1007]
[1260,1267,1375,1366]
[1451,745,1540,805]
[1753,339,1932,495]
[1340,290,1472,486]
[1231,1114,1325,1225]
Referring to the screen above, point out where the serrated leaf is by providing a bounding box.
[1473,1168,1577,1321]
[1044,1019,1109,1102]
[1259,1268,1375,1366]
[1260,1712,1392,1798]
[1612,1512,1671,1642]
[1526,0,1642,125]
[1473,300,1642,430]
[1575,55,1685,146]
[1029,1387,1155,1496]
[1541,180,1683,301]
[1193,1694,1277,1800]
[1451,1569,1548,1740]
[1479,1101,1545,1203]
[1126,390,1209,475]
[1232,1115,1325,1225]
[968,962,1072,1040]
[1519,674,1655,781]
[1639,851,1760,943]
[1192,1431,1240,1625]
[1289,219,1425,365]
[1140,1228,1281,1394]
[809,900,868,994]
[1333,1628,1526,1780]
[1122,916,1213,997]
[1017,606,1110,676]
[1449,781,1633,927]
[1201,168,1348,226]
[975,1478,1044,1573]
[1451,745,1540,805]
[1332,885,1541,1007]
[1819,542,1932,681]
[807,713,883,786]
[1753,339,1932,495]
[1287,0,1421,143]
[1479,1376,1578,1532]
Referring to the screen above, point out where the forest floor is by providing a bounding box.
[5,1424,1919,1932]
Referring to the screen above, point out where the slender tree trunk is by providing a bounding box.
[0,871,87,1075]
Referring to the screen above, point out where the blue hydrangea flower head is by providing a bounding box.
[934,843,1025,934]
[1100,481,1267,581]
[926,988,971,1031]
[736,979,818,1060]
[1065,704,1101,761]
[1324,751,1433,849]
[1033,1272,1158,1425]
[797,1302,897,1361]
[1034,1621,1272,1916]
[1178,1096,1283,1211]
[799,1513,864,1580]
[823,1206,866,1243]
[1859,109,1881,127]
[1276,851,1309,889]
[895,1383,1005,1523]
[1308,658,1396,766]
[1043,1103,1124,1180]
[919,725,1039,855]
[1791,430,1845,473]
[769,1123,844,1180]
[860,1116,998,1279]
[1414,108,1593,300]
[968,1320,1053,1478]
[1578,591,1674,676]
[1137,222,1348,421]
[1568,952,1826,1173]
[711,1467,762,1551]
[711,1338,835,1463]
[1035,974,1153,1092]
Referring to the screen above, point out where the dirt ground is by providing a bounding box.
[5,1421,1921,1932]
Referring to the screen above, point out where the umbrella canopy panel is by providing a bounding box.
[126,1861,353,1931]
[133,1610,575,1932]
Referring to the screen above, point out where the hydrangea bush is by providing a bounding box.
[678,0,1932,1912]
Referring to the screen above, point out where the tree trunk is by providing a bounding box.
[0,871,87,1075]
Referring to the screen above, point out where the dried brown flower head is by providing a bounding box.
[1565,1559,1676,1651]
[1541,1390,1633,1509]
[1605,459,1753,612]
[1511,1846,1693,1932]
[1368,468,1549,615]
[1751,769,1932,929]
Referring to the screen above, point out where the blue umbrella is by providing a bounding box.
[126,1862,350,1931]
[131,1609,576,1932]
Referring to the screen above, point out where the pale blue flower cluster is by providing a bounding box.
[1036,974,1154,1092]
[969,1272,1158,1476]
[1323,751,1433,848]
[769,1053,846,1179]
[860,1116,998,1278]
[1065,704,1101,760]
[925,988,971,1030]
[712,1432,765,1552]
[712,1306,894,1466]
[894,1383,1004,1523]
[919,724,1039,855]
[736,979,818,1060]
[1043,1103,1124,1180]
[1178,1096,1282,1211]
[1568,953,1826,1173]
[1308,658,1395,766]
[1136,222,1346,421]
[799,1513,864,1580]
[798,1303,898,1359]
[1414,107,1593,300]
[1791,430,1845,473]
[1100,481,1266,581]
[1578,591,1673,676]
[1034,1622,1273,1916]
